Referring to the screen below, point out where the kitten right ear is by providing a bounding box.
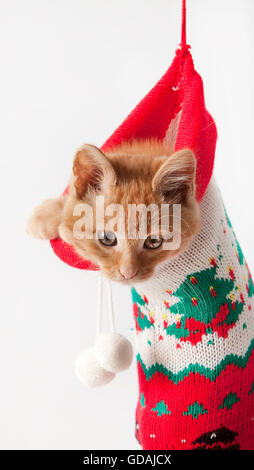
[152,149,196,203]
[73,144,116,197]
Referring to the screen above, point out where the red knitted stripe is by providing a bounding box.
[50,238,99,271]
[135,350,254,450]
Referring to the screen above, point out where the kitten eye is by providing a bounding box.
[144,235,163,250]
[97,231,117,247]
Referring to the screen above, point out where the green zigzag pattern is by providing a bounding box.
[137,338,254,384]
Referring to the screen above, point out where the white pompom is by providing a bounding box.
[75,348,115,388]
[95,333,133,373]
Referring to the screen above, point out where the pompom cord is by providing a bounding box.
[75,274,133,387]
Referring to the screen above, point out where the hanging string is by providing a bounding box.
[96,273,116,337]
[107,279,116,333]
[181,0,187,49]
[96,272,103,336]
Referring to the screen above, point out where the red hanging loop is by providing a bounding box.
[181,0,187,48]
[176,0,190,58]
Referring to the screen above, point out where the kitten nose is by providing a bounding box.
[120,269,138,280]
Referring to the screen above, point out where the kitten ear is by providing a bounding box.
[73,144,116,197]
[152,149,196,203]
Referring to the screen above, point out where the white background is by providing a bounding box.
[0,0,253,450]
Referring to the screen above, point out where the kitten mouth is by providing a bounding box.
[101,268,154,283]
[119,270,138,282]
[118,275,138,284]
[117,271,154,284]
[120,277,138,285]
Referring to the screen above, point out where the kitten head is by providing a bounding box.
[59,140,200,283]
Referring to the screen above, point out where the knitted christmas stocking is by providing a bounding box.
[132,178,254,450]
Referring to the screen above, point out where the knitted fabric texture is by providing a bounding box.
[50,47,217,270]
[132,178,254,450]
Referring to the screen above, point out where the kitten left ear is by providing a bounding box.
[152,149,196,203]
[73,144,116,197]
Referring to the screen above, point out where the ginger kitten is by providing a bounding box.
[26,140,200,282]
